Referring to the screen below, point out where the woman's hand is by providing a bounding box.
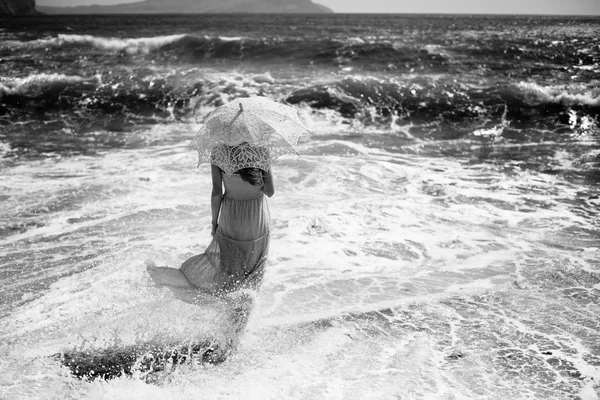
[261,167,275,197]
[210,165,223,237]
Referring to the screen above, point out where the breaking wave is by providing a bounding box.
[4,29,599,77]
[1,70,598,140]
[2,33,456,70]
[285,77,600,134]
[0,73,91,96]
[515,81,600,107]
[5,33,188,54]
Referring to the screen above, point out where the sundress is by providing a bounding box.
[180,173,270,295]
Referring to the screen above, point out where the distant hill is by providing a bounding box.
[38,0,333,14]
[0,0,37,15]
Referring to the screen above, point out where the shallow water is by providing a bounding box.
[1,129,599,399]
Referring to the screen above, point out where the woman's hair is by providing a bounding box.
[238,168,265,186]
[213,142,268,186]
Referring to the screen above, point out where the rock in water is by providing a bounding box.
[56,340,231,380]
[0,0,37,15]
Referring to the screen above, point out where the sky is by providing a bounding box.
[37,0,600,15]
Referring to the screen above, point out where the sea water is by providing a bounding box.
[0,14,599,400]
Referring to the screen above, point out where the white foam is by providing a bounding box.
[517,81,600,107]
[64,33,186,53]
[6,33,187,54]
[0,73,88,96]
[216,36,245,42]
[1,128,598,399]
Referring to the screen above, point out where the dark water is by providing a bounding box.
[1,15,598,167]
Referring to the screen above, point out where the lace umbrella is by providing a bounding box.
[193,96,310,175]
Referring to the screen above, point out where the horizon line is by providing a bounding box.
[29,8,600,16]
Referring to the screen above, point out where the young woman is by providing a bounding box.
[147,142,274,297]
[179,162,274,295]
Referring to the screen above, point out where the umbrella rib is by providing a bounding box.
[228,110,245,143]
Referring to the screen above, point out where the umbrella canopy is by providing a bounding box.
[192,97,309,175]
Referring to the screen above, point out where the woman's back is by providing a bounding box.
[218,173,269,243]
[222,173,263,201]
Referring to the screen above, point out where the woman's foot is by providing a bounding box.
[146,261,195,288]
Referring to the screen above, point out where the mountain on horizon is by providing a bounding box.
[38,0,333,14]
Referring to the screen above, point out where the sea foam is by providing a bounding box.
[517,81,600,107]
[2,33,188,54]
[56,33,187,54]
[0,73,89,97]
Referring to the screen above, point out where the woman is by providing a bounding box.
[143,145,274,364]
[179,160,274,295]
[146,142,274,297]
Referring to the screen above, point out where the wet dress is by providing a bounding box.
[180,173,270,295]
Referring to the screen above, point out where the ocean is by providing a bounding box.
[0,13,599,400]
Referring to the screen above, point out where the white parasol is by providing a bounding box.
[192,96,310,175]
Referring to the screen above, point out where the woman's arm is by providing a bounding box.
[210,164,223,236]
[262,167,275,197]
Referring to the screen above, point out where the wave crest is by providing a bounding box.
[3,33,451,69]
[0,73,90,97]
[4,33,188,54]
[515,82,600,107]
[1,70,598,141]
[58,33,187,53]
